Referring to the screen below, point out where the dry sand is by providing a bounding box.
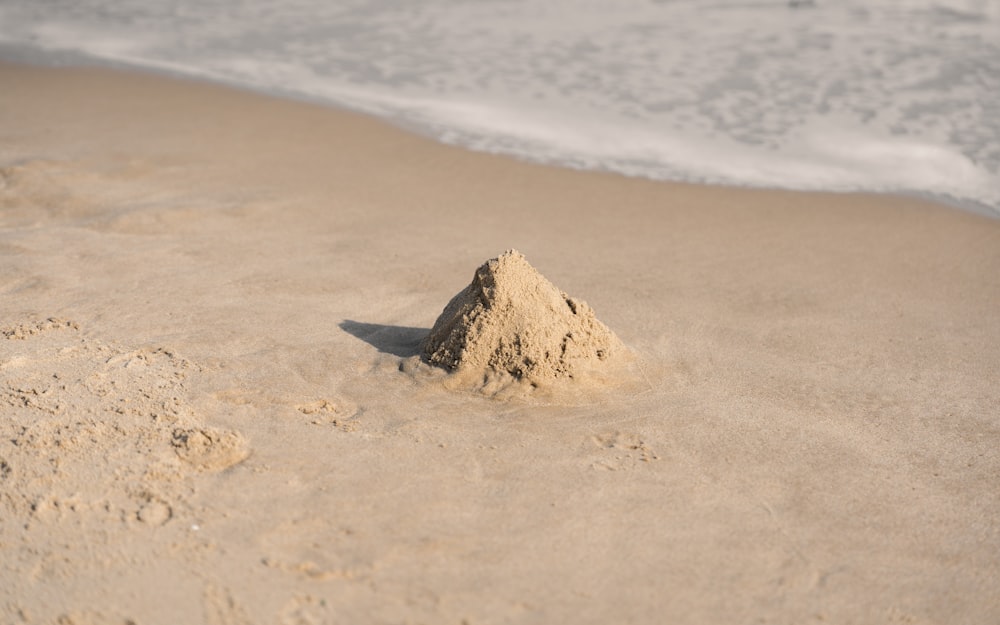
[1,61,998,625]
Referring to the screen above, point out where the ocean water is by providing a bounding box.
[1,0,998,214]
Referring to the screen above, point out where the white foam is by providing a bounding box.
[366,95,999,207]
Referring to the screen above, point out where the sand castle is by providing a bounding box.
[421,250,624,389]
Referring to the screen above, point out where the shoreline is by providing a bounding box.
[2,60,998,624]
[2,45,996,220]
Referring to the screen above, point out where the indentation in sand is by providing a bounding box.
[296,399,360,429]
[422,250,627,395]
[172,427,249,472]
[135,493,173,526]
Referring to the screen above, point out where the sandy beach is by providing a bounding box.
[1,61,999,624]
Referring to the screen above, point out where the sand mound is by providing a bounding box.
[421,250,625,391]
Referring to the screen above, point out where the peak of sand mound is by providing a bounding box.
[421,250,625,391]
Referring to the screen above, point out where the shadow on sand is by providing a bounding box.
[339,320,429,358]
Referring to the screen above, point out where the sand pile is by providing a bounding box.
[421,250,625,391]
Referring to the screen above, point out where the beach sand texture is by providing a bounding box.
[1,63,999,624]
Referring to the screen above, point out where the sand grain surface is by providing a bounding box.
[1,62,999,625]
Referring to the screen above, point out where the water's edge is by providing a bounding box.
[2,42,996,221]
